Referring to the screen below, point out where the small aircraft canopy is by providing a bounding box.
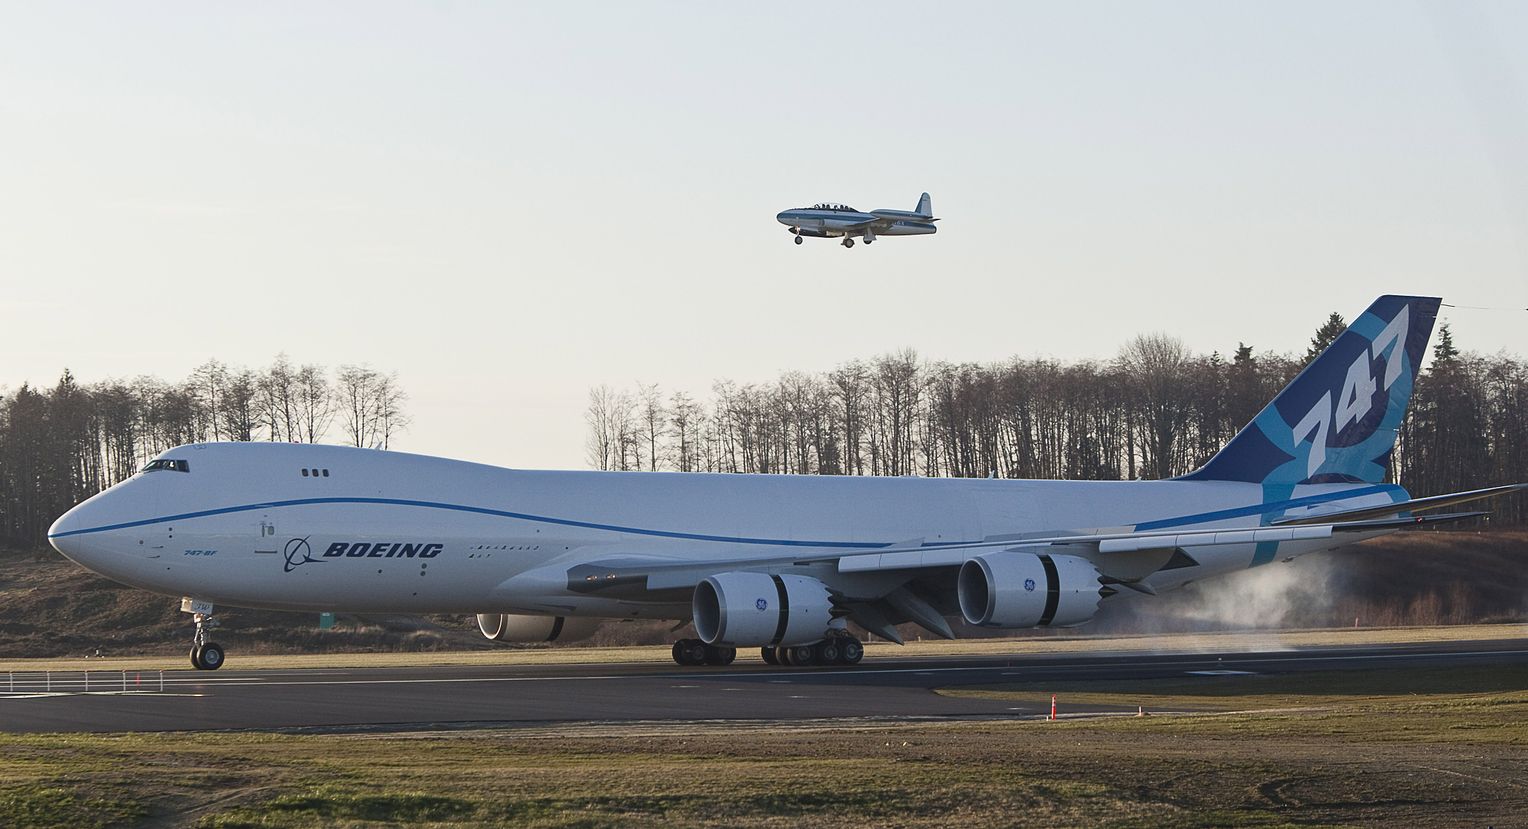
[810,203,857,211]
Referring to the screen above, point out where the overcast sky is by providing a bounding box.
[3,2,1525,469]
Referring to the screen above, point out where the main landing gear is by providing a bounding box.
[189,612,225,671]
[841,238,855,248]
[670,636,864,667]
[671,638,737,666]
[760,636,863,667]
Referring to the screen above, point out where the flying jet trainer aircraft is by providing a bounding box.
[50,296,1523,671]
[775,192,938,247]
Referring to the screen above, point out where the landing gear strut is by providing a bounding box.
[189,612,225,671]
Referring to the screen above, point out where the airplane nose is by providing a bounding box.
[48,497,119,566]
[49,503,92,560]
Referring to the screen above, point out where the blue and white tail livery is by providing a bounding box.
[1186,295,1439,486]
[47,295,1523,671]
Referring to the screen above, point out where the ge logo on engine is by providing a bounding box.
[1024,578,1036,592]
[755,598,768,611]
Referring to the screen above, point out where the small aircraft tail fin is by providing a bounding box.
[915,192,932,217]
[1181,295,1441,486]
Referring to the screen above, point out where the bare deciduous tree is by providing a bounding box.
[336,365,406,449]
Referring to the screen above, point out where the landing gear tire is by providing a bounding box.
[672,638,709,666]
[188,610,224,670]
[703,645,737,666]
[761,646,780,665]
[814,639,841,665]
[793,235,803,245]
[842,238,855,248]
[786,644,816,665]
[840,638,864,665]
[192,642,225,671]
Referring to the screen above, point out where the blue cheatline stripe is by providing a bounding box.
[47,497,887,548]
[48,486,1401,550]
[1131,485,1397,531]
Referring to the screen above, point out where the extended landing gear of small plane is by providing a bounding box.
[189,612,225,671]
[793,235,803,245]
[841,238,855,248]
[671,638,737,666]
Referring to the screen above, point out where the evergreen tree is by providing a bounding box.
[1304,312,1347,366]
[1226,343,1263,430]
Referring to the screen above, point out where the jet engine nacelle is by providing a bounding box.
[692,571,834,647]
[957,552,1102,628]
[476,613,600,643]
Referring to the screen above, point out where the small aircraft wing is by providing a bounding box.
[838,217,884,230]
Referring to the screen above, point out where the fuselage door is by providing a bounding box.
[255,517,278,555]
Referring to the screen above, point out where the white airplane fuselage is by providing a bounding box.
[49,442,1398,618]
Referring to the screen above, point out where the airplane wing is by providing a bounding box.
[509,484,1520,640]
[1270,483,1527,526]
[838,218,885,230]
[527,503,1500,598]
[828,510,1484,573]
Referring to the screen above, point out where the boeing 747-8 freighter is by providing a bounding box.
[48,296,1524,670]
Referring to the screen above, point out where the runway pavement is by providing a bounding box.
[2,638,1523,734]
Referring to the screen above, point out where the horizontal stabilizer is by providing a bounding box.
[1325,512,1489,531]
[1273,483,1527,526]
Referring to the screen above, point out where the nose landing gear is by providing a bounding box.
[186,605,226,670]
[841,238,855,248]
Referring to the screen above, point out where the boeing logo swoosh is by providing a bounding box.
[283,537,321,573]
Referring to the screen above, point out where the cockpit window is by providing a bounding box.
[810,203,856,211]
[141,459,190,474]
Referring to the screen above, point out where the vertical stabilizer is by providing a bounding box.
[915,192,932,217]
[1182,295,1441,485]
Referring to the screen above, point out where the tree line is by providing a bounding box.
[0,358,407,548]
[587,319,1528,525]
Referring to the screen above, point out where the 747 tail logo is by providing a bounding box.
[1292,306,1410,477]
